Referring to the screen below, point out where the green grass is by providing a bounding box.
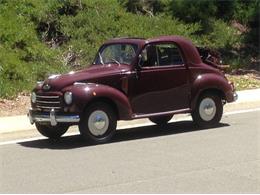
[226,74,260,91]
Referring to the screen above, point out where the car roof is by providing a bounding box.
[104,36,193,47]
[104,35,202,64]
[104,37,146,45]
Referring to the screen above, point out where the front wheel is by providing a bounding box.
[35,123,69,139]
[192,93,223,128]
[79,102,117,144]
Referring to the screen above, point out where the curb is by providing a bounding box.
[0,88,260,134]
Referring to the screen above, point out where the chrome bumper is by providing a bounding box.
[233,92,238,101]
[28,108,80,126]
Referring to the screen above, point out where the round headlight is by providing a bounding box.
[31,92,36,103]
[64,91,73,105]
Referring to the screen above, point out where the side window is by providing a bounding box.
[140,43,184,67]
[157,44,184,66]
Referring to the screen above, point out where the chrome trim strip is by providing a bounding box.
[74,82,87,86]
[36,95,59,98]
[36,106,61,109]
[132,108,191,119]
[36,100,60,104]
[124,71,136,75]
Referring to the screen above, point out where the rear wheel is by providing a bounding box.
[35,123,69,139]
[192,93,223,127]
[149,115,173,126]
[79,102,117,144]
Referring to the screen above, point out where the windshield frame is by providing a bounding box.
[93,43,139,66]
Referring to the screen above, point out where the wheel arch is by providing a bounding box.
[83,97,119,119]
[191,88,225,110]
[190,73,232,110]
[66,83,133,120]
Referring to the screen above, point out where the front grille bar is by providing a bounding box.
[36,100,60,104]
[35,94,62,111]
[36,106,62,109]
[36,95,59,98]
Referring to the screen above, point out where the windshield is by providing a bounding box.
[94,43,138,65]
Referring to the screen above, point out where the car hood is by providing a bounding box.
[41,64,131,91]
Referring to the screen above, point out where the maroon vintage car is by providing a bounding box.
[28,36,237,143]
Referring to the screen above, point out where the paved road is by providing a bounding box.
[0,110,259,193]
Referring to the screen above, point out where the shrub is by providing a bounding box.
[0,0,68,98]
[0,0,256,98]
[60,0,200,65]
[199,20,240,49]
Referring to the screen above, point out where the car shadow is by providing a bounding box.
[19,121,229,150]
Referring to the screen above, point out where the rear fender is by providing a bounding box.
[63,83,132,120]
[190,73,233,110]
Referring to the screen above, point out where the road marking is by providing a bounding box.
[0,137,47,146]
[0,107,260,146]
[0,131,80,146]
[225,107,260,115]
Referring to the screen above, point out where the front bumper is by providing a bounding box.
[225,90,238,103]
[28,108,80,126]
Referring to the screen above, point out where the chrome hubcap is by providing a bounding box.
[88,110,109,136]
[199,98,216,121]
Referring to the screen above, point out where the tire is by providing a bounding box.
[35,123,69,139]
[192,93,223,128]
[149,115,173,125]
[79,102,117,144]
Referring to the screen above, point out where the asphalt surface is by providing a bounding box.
[0,109,259,193]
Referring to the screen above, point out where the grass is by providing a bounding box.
[226,74,260,91]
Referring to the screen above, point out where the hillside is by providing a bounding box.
[0,0,259,98]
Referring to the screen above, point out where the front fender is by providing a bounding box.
[63,83,132,120]
[190,73,233,109]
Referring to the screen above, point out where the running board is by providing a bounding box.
[132,108,191,119]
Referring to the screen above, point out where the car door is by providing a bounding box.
[129,42,190,115]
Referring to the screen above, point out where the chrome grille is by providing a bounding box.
[36,94,62,111]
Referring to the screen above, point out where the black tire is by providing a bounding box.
[192,93,223,128]
[79,102,117,144]
[149,115,173,125]
[35,123,69,139]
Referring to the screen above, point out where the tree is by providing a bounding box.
[170,0,217,33]
[118,0,167,16]
[244,1,260,53]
